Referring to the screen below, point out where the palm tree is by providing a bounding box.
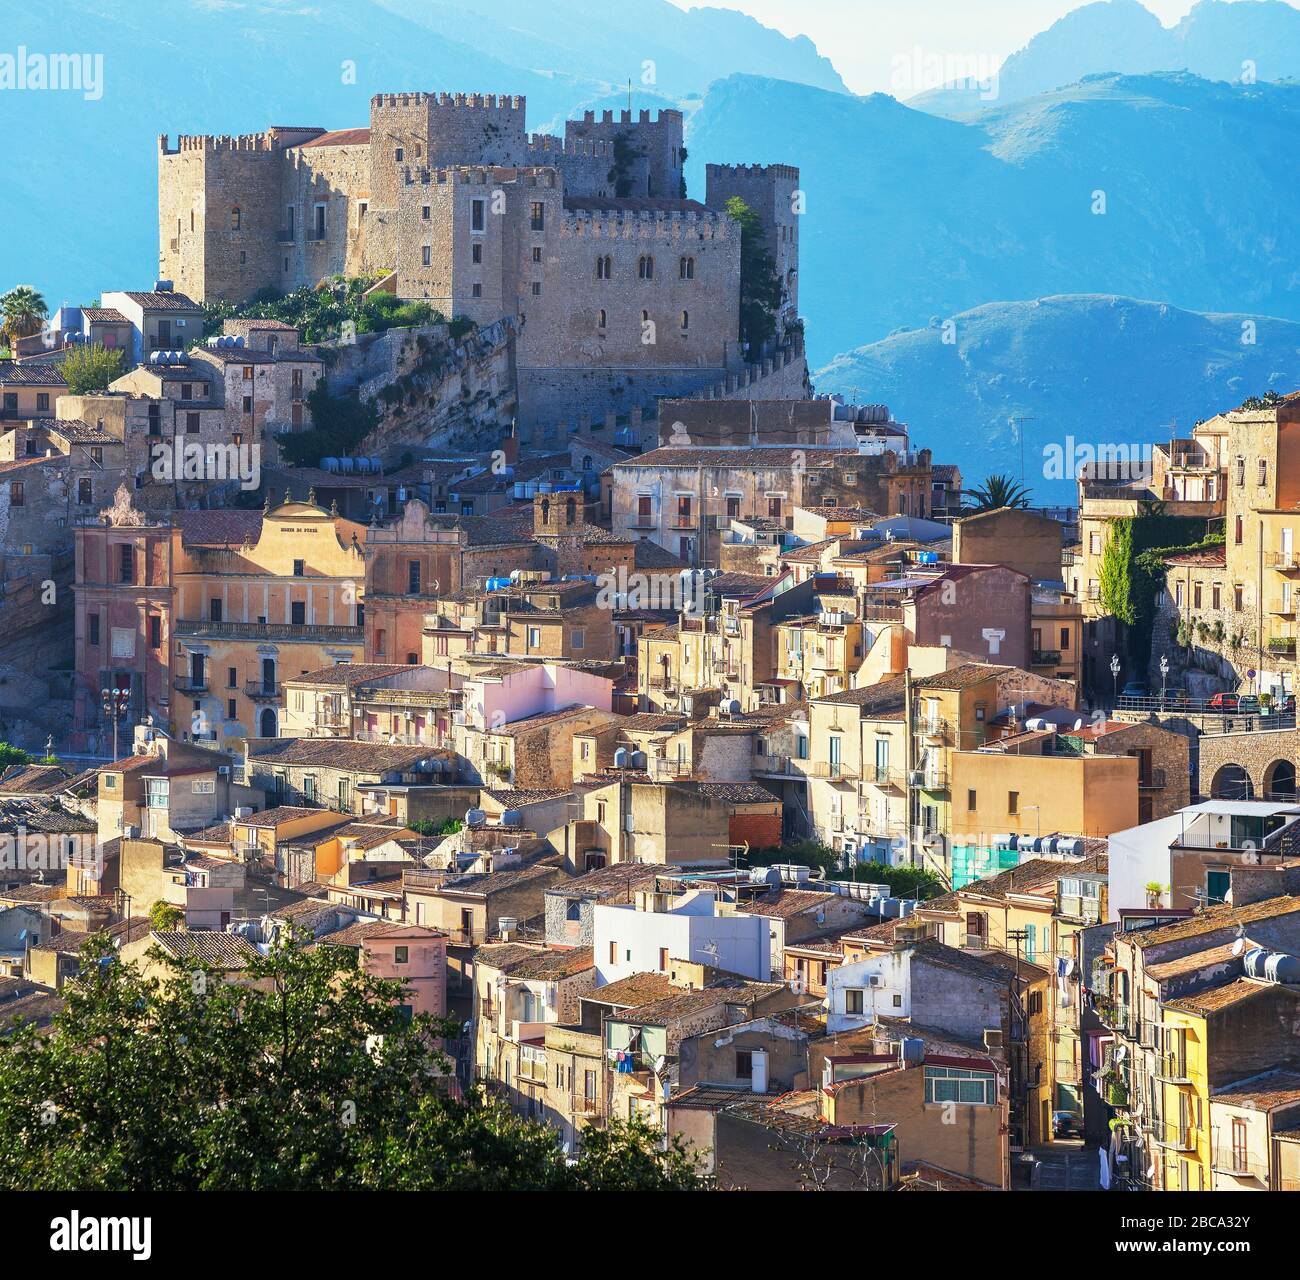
[964,473,1032,512]
[0,285,48,347]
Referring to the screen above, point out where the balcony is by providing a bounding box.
[1269,551,1300,573]
[1153,1051,1190,1084]
[570,1094,599,1116]
[1150,1120,1196,1152]
[917,717,947,740]
[1138,768,1167,791]
[669,516,697,530]
[809,760,858,782]
[276,228,295,243]
[173,674,208,694]
[175,620,364,644]
[245,682,279,700]
[1031,649,1062,666]
[861,602,905,622]
[1210,1144,1270,1181]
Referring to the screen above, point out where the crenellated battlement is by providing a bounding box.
[160,132,281,156]
[401,164,560,188]
[706,162,801,182]
[578,109,684,126]
[371,91,525,111]
[526,133,612,158]
[561,205,733,239]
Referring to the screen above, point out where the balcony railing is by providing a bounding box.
[1210,1144,1270,1181]
[809,761,858,781]
[1031,649,1062,666]
[1138,768,1167,790]
[176,620,363,643]
[173,675,208,693]
[1150,1120,1196,1152]
[276,229,295,243]
[753,754,798,776]
[245,682,278,700]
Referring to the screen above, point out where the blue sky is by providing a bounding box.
[668,0,1273,93]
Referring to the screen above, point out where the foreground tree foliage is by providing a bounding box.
[0,937,704,1191]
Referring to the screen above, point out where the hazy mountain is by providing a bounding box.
[686,71,1300,363]
[816,295,1300,501]
[910,0,1300,117]
[0,0,841,306]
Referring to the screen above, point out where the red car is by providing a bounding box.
[1207,692,1240,711]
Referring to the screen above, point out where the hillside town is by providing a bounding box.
[0,86,1297,1200]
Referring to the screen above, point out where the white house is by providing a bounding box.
[592,886,769,985]
[825,948,913,1033]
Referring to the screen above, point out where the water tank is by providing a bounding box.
[630,751,647,769]
[154,279,174,292]
[613,747,629,768]
[464,808,485,827]
[1244,948,1300,983]
[500,808,521,827]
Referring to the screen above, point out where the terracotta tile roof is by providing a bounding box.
[290,663,412,686]
[957,858,1068,903]
[150,931,260,966]
[1131,895,1300,948]
[911,663,1017,690]
[0,360,68,386]
[1164,978,1276,1016]
[1146,941,1243,982]
[47,418,118,444]
[611,979,784,1026]
[249,738,447,773]
[634,538,690,569]
[547,863,661,901]
[80,307,128,324]
[741,888,839,919]
[584,972,679,1007]
[815,676,906,709]
[120,290,202,311]
[621,446,855,469]
[175,509,263,548]
[1212,1069,1300,1111]
[296,127,371,147]
[235,804,339,829]
[475,944,593,980]
[0,764,71,794]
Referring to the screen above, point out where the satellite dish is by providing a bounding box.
[653,1055,667,1074]
[1232,938,1246,956]
[1146,1161,1156,1179]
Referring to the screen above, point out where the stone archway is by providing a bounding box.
[259,707,278,738]
[1210,763,1254,800]
[1264,759,1297,800]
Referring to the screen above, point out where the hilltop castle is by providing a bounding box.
[157,93,804,424]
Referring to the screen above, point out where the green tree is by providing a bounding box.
[276,380,379,468]
[724,196,783,352]
[147,901,184,931]
[60,342,124,394]
[0,744,31,771]
[0,935,704,1191]
[0,285,48,346]
[964,474,1032,512]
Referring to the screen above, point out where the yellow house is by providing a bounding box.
[1151,1000,1212,1191]
[171,495,367,745]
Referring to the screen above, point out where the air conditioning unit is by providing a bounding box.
[983,1029,1003,1051]
[867,974,884,988]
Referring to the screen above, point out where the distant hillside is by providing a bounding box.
[686,71,1300,363]
[0,0,842,306]
[815,295,1300,502]
[910,0,1300,117]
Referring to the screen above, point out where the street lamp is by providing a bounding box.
[1110,654,1121,704]
[101,686,131,761]
[1159,655,1170,704]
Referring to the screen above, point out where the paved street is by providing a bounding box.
[1020,1143,1102,1191]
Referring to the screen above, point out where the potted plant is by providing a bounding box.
[1144,882,1165,909]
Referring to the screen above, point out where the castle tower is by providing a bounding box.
[705,163,802,322]
[565,109,685,200]
[369,93,528,209]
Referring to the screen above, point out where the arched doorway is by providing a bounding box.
[259,707,278,738]
[1265,759,1297,800]
[1210,763,1254,800]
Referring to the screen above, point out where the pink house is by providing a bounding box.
[362,924,448,1022]
[462,662,613,731]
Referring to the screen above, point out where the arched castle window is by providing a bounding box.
[597,309,607,329]
[230,207,241,231]
[565,497,577,525]
[679,256,694,279]
[680,311,689,331]
[596,255,612,280]
[540,498,551,525]
[638,255,654,280]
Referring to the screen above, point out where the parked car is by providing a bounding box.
[1208,692,1240,712]
[1283,694,1296,715]
[1161,688,1189,708]
[1120,681,1148,699]
[1239,695,1261,714]
[1052,1110,1083,1140]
